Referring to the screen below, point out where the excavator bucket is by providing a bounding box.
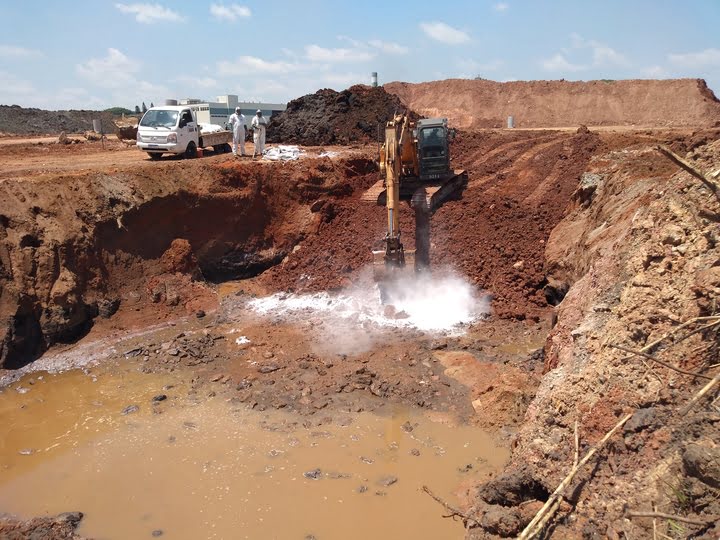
[371,248,415,283]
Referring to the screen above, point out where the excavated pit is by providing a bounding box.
[6,126,717,539]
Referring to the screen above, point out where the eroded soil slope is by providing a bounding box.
[466,131,720,539]
[386,78,720,129]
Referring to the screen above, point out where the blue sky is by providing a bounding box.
[0,1,718,110]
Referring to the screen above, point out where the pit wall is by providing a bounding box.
[0,158,375,369]
[469,138,720,537]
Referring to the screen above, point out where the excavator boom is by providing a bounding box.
[362,113,468,282]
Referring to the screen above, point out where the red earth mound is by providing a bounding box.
[385,78,720,129]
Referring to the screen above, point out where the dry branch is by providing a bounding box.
[679,371,720,415]
[627,510,718,526]
[655,145,720,196]
[421,485,481,528]
[517,413,633,540]
[609,344,713,380]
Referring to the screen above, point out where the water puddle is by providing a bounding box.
[0,368,508,539]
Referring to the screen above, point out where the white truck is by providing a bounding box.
[136,105,232,159]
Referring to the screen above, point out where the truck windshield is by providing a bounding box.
[140,110,178,128]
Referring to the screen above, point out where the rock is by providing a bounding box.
[360,456,374,464]
[263,351,275,359]
[56,512,84,526]
[357,485,368,493]
[152,394,167,402]
[258,363,280,374]
[18,448,35,456]
[481,506,522,537]
[121,404,139,415]
[624,407,659,433]
[429,340,447,351]
[58,131,69,144]
[98,297,120,318]
[683,443,720,488]
[196,310,206,319]
[303,468,322,480]
[661,224,685,246]
[512,260,524,270]
[309,199,326,213]
[410,448,420,457]
[152,529,164,537]
[401,421,414,433]
[377,475,398,487]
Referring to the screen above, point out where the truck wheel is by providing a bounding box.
[213,145,224,154]
[185,141,197,159]
[147,152,162,160]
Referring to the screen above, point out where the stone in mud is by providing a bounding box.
[481,506,522,537]
[196,310,206,319]
[152,529,164,537]
[377,475,398,487]
[121,404,139,415]
[18,448,35,455]
[263,351,275,359]
[258,363,280,373]
[357,485,368,493]
[303,468,322,480]
[410,448,420,456]
[152,394,167,402]
[624,407,659,433]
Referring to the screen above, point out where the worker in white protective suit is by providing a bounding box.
[228,107,246,157]
[251,109,267,157]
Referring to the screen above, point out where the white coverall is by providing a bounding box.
[228,112,246,156]
[251,114,267,155]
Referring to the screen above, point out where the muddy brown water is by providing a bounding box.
[0,363,508,539]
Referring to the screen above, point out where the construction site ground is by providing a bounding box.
[0,112,719,539]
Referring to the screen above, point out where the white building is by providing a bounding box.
[175,95,286,128]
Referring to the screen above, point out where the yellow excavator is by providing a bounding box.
[362,113,468,280]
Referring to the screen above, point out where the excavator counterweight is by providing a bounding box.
[361,114,468,283]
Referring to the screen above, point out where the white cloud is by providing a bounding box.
[322,72,365,88]
[115,3,184,23]
[0,70,36,99]
[419,21,470,45]
[76,48,139,89]
[174,75,218,89]
[218,56,302,75]
[493,3,509,12]
[641,65,669,78]
[209,3,251,21]
[541,53,586,72]
[668,48,720,69]
[305,44,375,63]
[76,48,167,107]
[457,58,503,73]
[368,40,409,55]
[0,45,42,58]
[569,33,629,67]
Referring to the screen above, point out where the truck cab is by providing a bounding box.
[415,118,452,181]
[136,106,200,159]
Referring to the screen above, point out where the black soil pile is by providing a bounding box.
[0,105,118,136]
[267,85,418,146]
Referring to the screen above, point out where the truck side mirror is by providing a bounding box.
[179,119,187,128]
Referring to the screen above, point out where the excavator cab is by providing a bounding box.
[416,120,451,180]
